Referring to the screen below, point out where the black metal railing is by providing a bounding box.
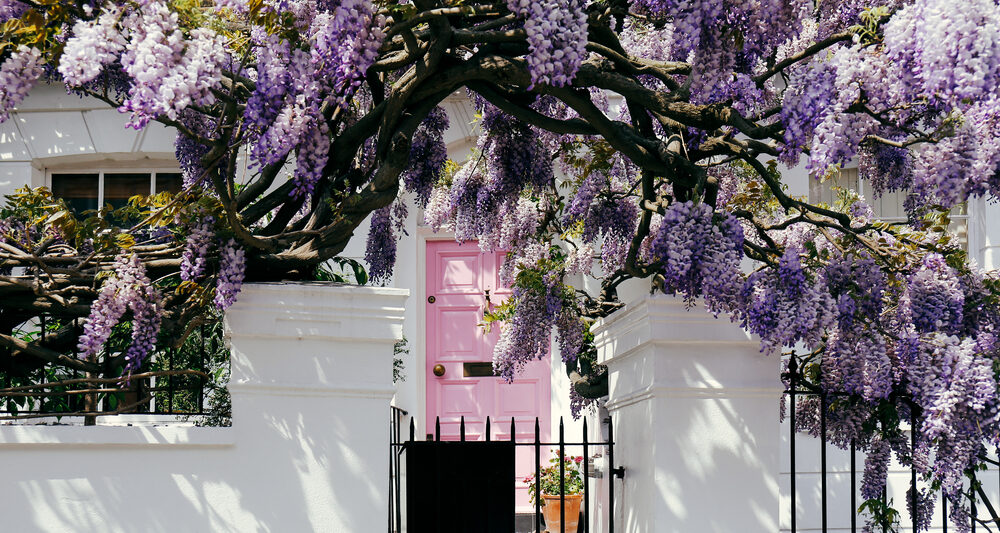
[785,357,997,532]
[0,315,226,421]
[389,405,408,533]
[390,414,624,533]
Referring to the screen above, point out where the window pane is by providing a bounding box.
[808,168,860,206]
[155,173,183,195]
[104,173,152,211]
[51,174,99,215]
[104,173,152,227]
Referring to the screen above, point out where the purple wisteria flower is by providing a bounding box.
[77,254,164,376]
[898,253,964,334]
[402,106,449,206]
[118,2,228,128]
[648,201,745,313]
[908,334,999,496]
[507,0,588,88]
[365,205,397,285]
[0,1,27,23]
[493,287,553,382]
[741,245,836,353]
[58,5,126,87]
[0,45,43,122]
[214,239,246,311]
[180,217,215,282]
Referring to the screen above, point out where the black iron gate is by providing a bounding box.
[390,413,623,533]
[407,439,516,531]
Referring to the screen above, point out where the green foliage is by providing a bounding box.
[161,317,231,426]
[0,308,233,424]
[525,451,586,504]
[0,185,222,260]
[315,257,369,285]
[859,497,900,532]
[0,1,77,53]
[0,317,83,418]
[721,159,790,217]
[482,254,574,327]
[393,336,408,384]
[850,6,893,46]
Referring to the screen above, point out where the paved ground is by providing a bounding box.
[514,514,534,533]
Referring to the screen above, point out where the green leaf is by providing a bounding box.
[116,233,136,249]
[350,260,369,286]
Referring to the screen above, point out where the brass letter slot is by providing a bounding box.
[463,362,496,377]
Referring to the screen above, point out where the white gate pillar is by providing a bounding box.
[593,295,782,532]
[225,282,407,532]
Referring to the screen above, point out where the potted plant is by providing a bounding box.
[525,452,585,533]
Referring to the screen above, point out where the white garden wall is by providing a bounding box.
[0,283,406,533]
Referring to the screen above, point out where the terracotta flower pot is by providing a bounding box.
[541,493,583,533]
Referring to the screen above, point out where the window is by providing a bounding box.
[49,170,183,217]
[808,167,969,250]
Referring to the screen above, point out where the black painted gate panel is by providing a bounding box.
[405,440,515,532]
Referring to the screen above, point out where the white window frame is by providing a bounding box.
[809,167,971,250]
[45,167,183,207]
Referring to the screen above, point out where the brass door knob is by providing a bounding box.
[433,364,446,377]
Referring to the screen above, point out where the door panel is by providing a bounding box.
[437,253,482,293]
[436,306,481,360]
[426,240,551,509]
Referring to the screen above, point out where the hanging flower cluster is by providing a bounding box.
[118,2,228,128]
[77,254,164,375]
[180,217,215,282]
[214,239,246,311]
[0,45,43,122]
[742,246,836,353]
[507,0,589,88]
[178,218,247,311]
[647,201,745,313]
[402,106,450,206]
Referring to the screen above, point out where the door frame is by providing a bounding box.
[415,226,459,441]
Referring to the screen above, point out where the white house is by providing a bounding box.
[4,83,1000,531]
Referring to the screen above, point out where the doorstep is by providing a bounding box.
[515,513,534,533]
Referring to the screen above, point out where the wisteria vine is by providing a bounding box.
[0,2,998,528]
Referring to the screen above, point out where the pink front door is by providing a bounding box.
[426,240,551,508]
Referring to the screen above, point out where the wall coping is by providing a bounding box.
[237,281,409,295]
[0,425,234,448]
[592,295,757,352]
[229,282,408,312]
[226,282,409,343]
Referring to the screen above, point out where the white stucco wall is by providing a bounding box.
[0,283,406,533]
